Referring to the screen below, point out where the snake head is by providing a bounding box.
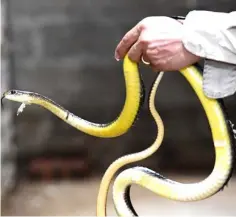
[1,90,33,115]
[1,90,33,107]
[2,90,16,108]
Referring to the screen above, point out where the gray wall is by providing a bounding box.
[1,0,17,196]
[5,0,236,174]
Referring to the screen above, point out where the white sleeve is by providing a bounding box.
[182,10,236,64]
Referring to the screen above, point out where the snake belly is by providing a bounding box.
[1,55,144,138]
[99,66,235,216]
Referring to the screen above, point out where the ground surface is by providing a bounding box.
[2,175,236,216]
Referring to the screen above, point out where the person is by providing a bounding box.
[114,10,236,99]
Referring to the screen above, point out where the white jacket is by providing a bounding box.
[182,10,236,99]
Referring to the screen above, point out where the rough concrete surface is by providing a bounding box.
[2,175,236,216]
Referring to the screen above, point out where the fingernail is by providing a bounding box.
[115,53,120,61]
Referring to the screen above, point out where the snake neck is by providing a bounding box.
[32,95,68,120]
[25,56,144,138]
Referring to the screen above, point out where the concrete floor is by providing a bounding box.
[2,175,236,216]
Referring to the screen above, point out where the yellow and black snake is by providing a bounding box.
[2,55,235,216]
[1,55,144,139]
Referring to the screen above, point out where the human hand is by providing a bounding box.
[114,16,201,71]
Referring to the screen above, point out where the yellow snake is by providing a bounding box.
[1,55,235,216]
[96,64,235,216]
[1,55,144,138]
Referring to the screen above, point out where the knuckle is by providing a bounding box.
[122,36,130,45]
[139,38,149,46]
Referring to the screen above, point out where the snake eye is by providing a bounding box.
[10,90,16,94]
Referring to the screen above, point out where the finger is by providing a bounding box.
[127,39,144,62]
[114,24,142,60]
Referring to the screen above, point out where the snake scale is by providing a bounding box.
[2,54,235,216]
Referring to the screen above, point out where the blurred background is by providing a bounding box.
[1,0,236,216]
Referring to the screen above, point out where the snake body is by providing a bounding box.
[2,56,235,216]
[111,66,236,216]
[96,71,165,216]
[96,65,235,216]
[1,55,144,138]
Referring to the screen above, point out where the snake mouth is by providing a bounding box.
[1,94,5,109]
